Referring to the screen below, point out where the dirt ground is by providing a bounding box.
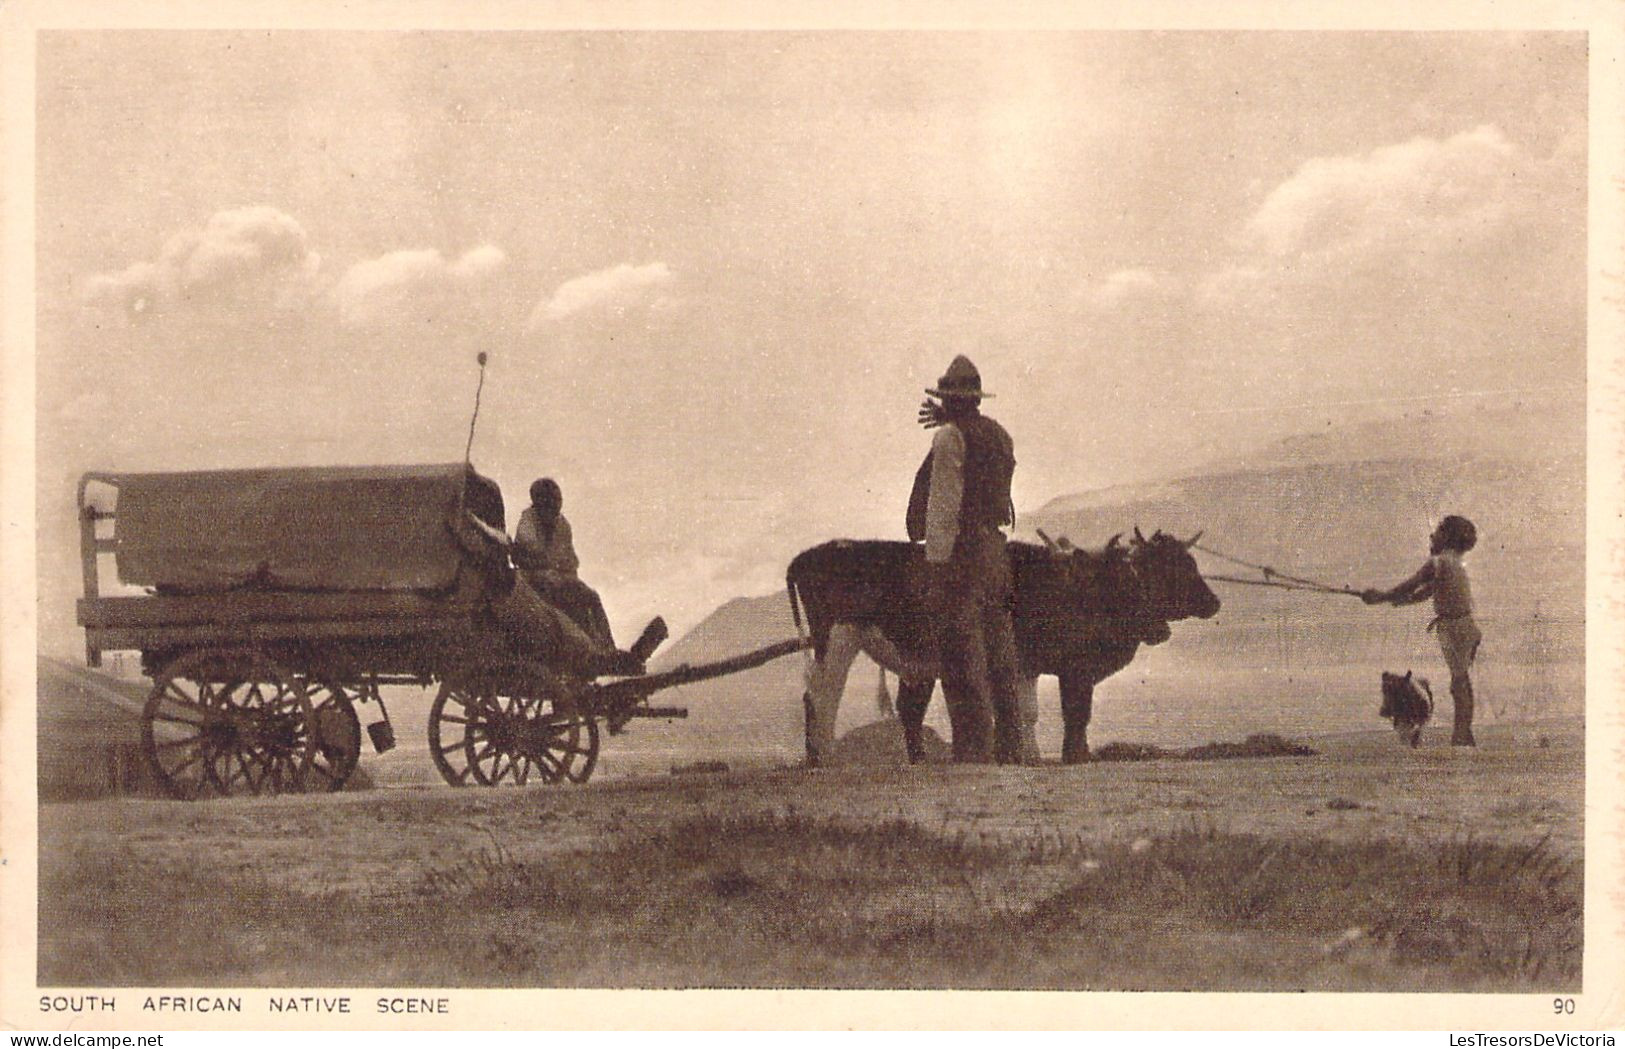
[39,717,1583,904]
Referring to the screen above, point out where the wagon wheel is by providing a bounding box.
[141,647,316,800]
[427,662,600,788]
[301,680,363,792]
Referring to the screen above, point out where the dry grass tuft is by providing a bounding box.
[1094,733,1317,762]
[39,813,1578,991]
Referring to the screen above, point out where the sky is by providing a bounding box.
[32,30,1588,650]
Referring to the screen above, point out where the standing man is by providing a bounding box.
[907,356,1025,764]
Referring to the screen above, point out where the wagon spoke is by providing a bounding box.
[163,747,207,779]
[534,749,564,780]
[242,745,273,780]
[150,712,208,727]
[261,760,286,795]
[265,753,289,792]
[203,745,231,786]
[159,687,208,712]
[156,690,214,717]
[231,749,260,792]
[252,747,284,792]
[200,751,230,795]
[222,749,247,790]
[218,753,249,791]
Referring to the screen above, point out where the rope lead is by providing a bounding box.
[1192,541,1363,598]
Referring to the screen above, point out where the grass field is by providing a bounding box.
[36,717,1583,991]
[41,812,1579,990]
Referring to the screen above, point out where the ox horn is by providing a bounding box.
[1106,532,1124,550]
[1133,525,1146,544]
[1036,528,1060,552]
[1184,530,1205,549]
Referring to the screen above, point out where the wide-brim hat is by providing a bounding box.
[926,354,993,399]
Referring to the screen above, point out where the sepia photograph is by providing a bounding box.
[3,0,1622,1032]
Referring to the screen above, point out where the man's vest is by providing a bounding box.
[906,413,1016,542]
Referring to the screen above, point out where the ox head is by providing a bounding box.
[1033,529,1193,644]
[1038,529,1133,593]
[1033,530,1155,638]
[1039,528,1127,561]
[1129,528,1221,623]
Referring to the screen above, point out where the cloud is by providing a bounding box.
[527,261,676,329]
[168,206,317,291]
[1172,123,1585,414]
[83,262,162,315]
[334,244,507,329]
[1072,268,1184,315]
[1196,125,1576,313]
[83,206,321,317]
[1241,125,1529,266]
[451,243,506,281]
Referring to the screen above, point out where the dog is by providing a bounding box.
[1379,670,1434,748]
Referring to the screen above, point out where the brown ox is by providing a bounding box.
[787,529,1220,765]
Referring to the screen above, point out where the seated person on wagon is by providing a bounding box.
[513,478,666,669]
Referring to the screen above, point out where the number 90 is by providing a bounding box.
[1554,998,1575,1014]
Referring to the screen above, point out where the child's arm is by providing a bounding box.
[1362,560,1435,606]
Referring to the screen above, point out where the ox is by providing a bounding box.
[787,529,1221,765]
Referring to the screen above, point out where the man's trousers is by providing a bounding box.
[932,527,1024,764]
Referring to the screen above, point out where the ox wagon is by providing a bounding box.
[76,463,802,799]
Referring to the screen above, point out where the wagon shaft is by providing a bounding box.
[594,637,810,705]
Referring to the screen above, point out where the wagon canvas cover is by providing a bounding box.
[107,463,505,593]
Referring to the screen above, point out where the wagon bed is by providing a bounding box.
[80,589,473,655]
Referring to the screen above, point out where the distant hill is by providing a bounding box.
[1027,452,1583,660]
[646,592,818,755]
[1187,398,1583,476]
